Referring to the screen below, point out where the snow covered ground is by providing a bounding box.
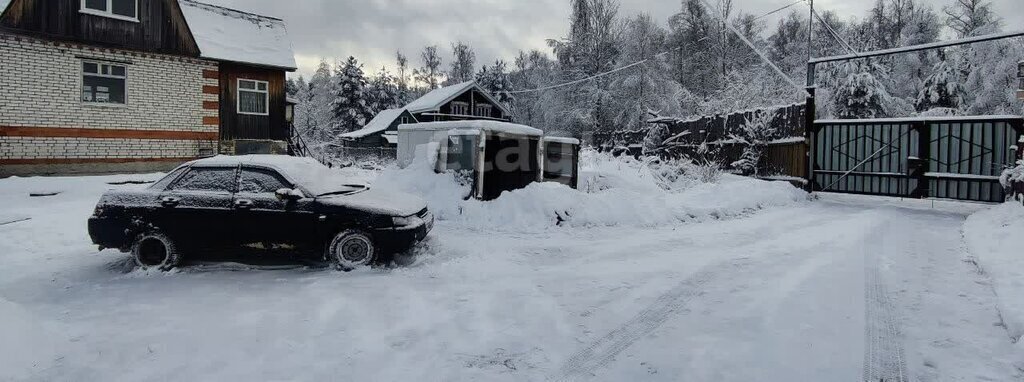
[1,156,1022,381]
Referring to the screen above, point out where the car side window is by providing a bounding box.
[239,168,291,194]
[150,167,188,191]
[168,167,237,193]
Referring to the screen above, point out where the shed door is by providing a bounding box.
[482,136,539,200]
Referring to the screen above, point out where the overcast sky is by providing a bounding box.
[1,0,1021,78]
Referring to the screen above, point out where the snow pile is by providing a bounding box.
[374,151,807,231]
[964,203,1024,345]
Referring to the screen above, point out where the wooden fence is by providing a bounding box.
[593,103,808,180]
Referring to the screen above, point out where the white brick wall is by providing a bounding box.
[0,136,217,160]
[0,33,220,165]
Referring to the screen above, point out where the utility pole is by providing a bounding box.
[804,0,816,192]
[806,0,814,67]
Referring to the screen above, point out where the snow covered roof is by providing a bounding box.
[816,115,1024,124]
[383,133,399,144]
[178,0,297,70]
[544,137,581,145]
[403,81,511,116]
[399,121,542,137]
[340,109,406,140]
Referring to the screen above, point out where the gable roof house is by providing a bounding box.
[0,0,297,177]
[338,81,512,154]
[406,81,512,124]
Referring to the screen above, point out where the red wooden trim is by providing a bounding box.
[202,101,219,110]
[202,85,220,95]
[1,157,199,165]
[0,126,218,140]
[203,69,220,79]
[202,117,220,126]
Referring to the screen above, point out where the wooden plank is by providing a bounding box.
[0,126,217,140]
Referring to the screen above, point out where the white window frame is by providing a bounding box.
[475,104,492,117]
[451,101,469,116]
[237,79,270,116]
[81,60,128,106]
[80,0,139,22]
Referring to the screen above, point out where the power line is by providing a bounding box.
[508,48,680,94]
[510,0,811,96]
[810,8,858,56]
[754,0,806,21]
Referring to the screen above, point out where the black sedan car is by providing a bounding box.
[89,155,433,271]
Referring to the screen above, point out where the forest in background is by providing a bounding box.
[288,0,1024,146]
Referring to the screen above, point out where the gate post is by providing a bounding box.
[804,86,816,192]
[909,121,931,198]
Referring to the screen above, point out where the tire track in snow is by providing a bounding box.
[549,258,753,382]
[863,221,909,382]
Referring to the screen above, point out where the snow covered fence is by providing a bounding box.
[594,104,808,182]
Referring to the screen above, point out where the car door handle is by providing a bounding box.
[160,197,180,208]
[234,199,254,210]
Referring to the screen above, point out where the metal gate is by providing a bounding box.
[811,116,1023,203]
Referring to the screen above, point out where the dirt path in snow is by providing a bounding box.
[547,200,1021,382]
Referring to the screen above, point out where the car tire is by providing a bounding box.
[326,229,378,272]
[131,232,182,271]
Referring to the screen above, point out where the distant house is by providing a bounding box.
[336,81,512,157]
[405,81,513,123]
[339,108,418,148]
[0,0,297,177]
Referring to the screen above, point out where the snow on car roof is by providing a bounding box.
[178,0,297,70]
[340,109,406,139]
[398,120,543,137]
[188,155,361,196]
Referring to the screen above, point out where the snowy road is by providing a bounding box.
[1,176,1022,381]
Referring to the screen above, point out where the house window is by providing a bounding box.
[238,79,269,116]
[474,104,493,117]
[81,0,138,21]
[451,101,469,116]
[82,62,127,105]
[401,116,410,124]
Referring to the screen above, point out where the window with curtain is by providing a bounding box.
[82,61,127,105]
[238,79,269,115]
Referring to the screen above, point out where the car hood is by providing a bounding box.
[318,188,427,217]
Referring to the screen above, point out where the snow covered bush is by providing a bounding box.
[729,110,778,176]
[1001,136,1024,203]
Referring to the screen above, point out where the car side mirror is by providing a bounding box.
[275,188,304,201]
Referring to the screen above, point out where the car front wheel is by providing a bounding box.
[327,230,378,271]
[131,232,182,271]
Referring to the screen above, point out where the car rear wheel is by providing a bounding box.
[131,232,182,271]
[327,230,378,272]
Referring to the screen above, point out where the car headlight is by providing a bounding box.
[392,215,423,227]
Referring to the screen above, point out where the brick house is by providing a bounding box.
[0,0,296,177]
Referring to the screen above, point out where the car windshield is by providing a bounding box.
[269,159,369,196]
